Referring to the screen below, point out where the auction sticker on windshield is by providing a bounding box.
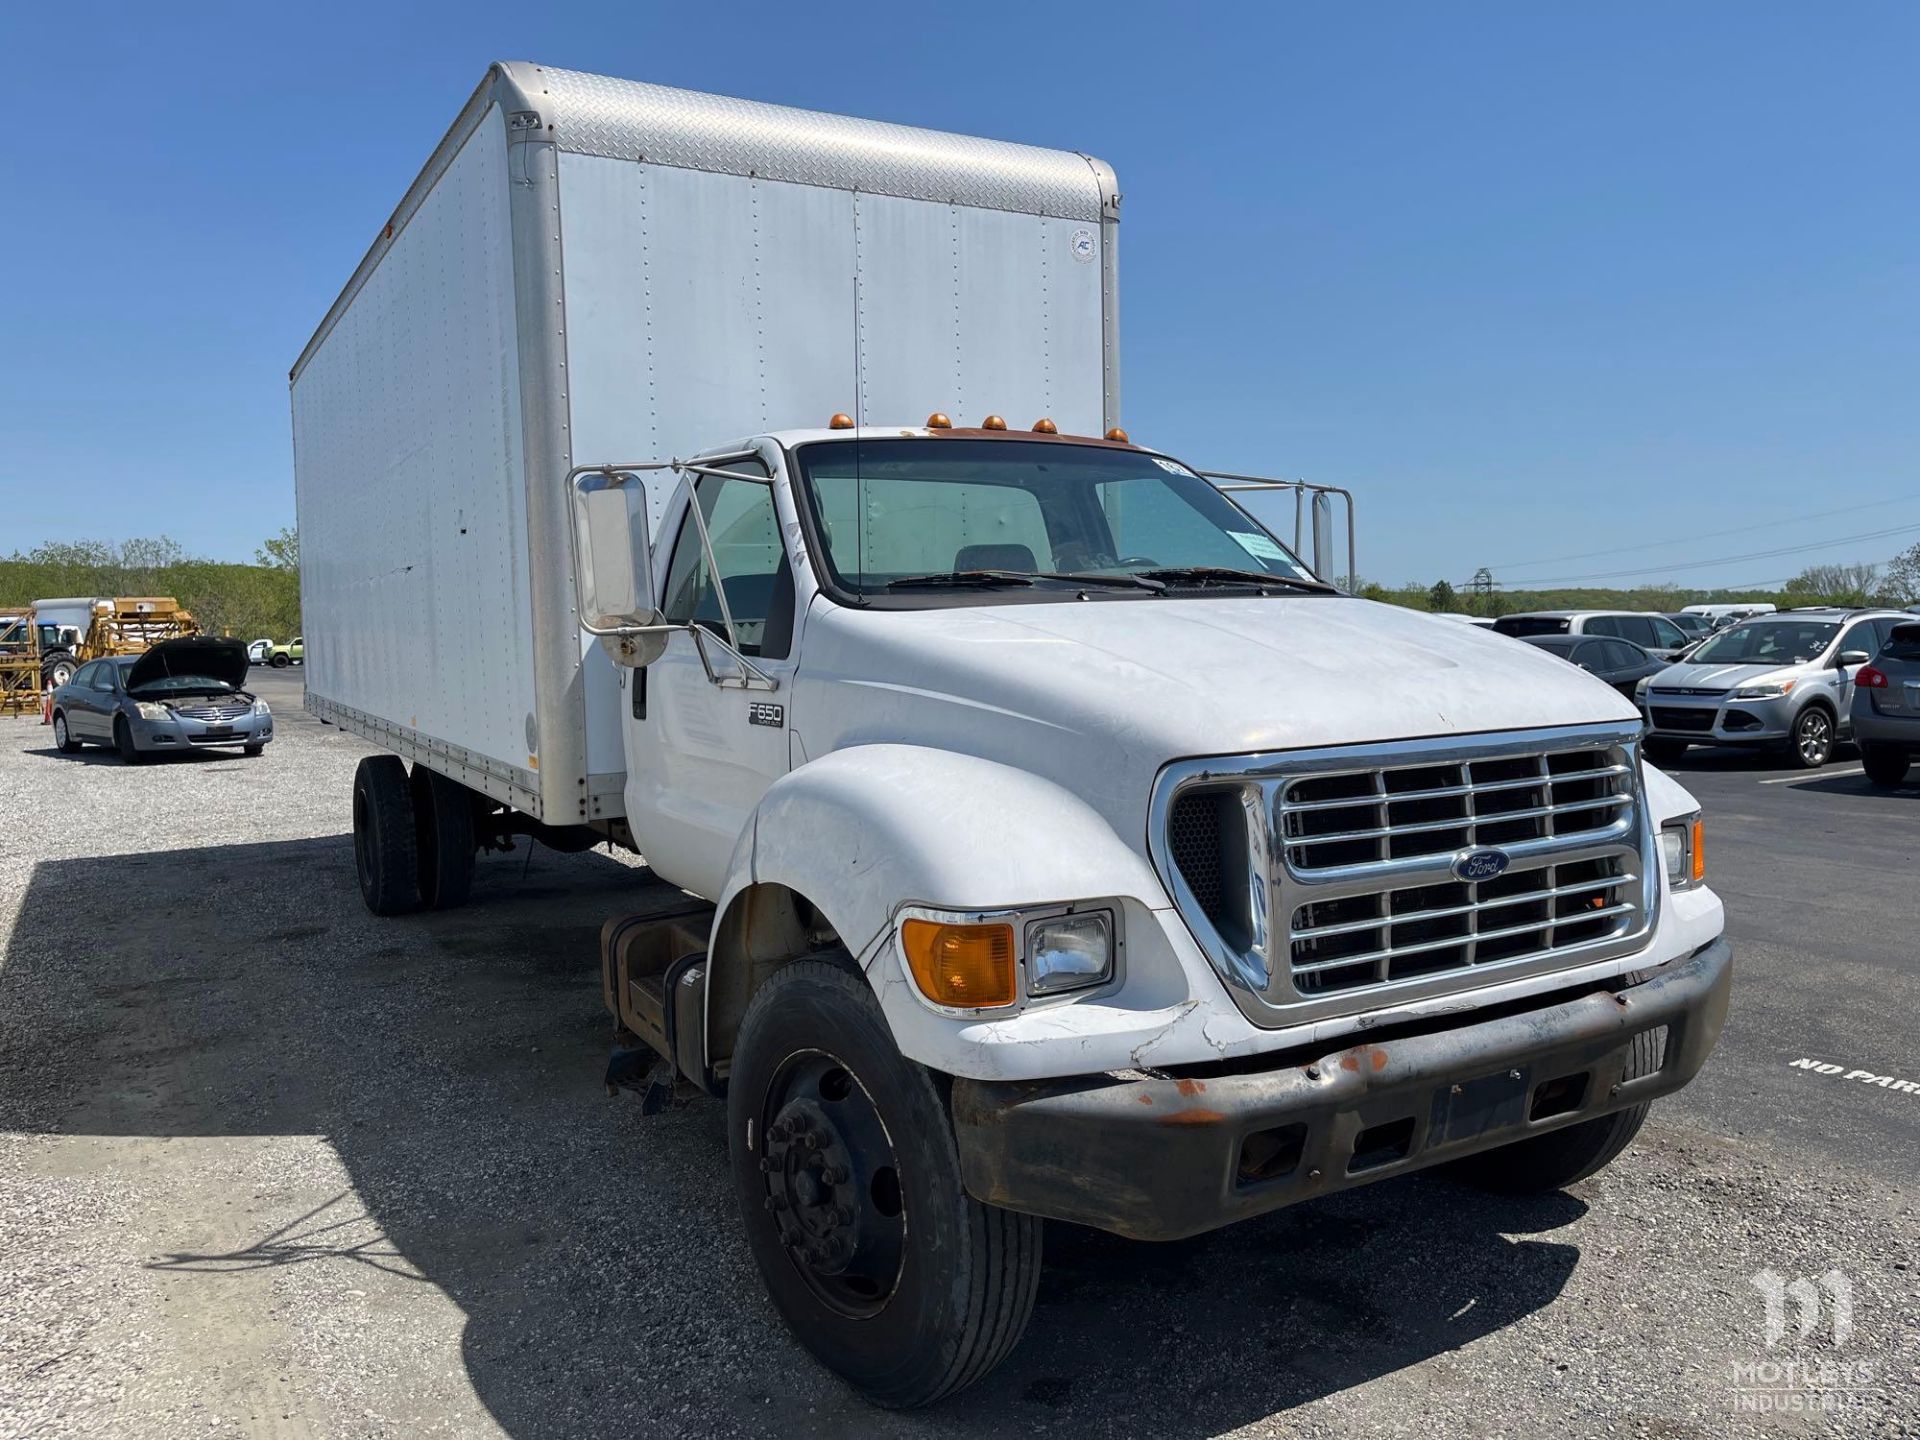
[1228,531,1291,563]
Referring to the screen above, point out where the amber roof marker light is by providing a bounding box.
[829,412,855,430]
[1031,418,1058,434]
[925,412,952,429]
[981,414,1008,431]
[1105,426,1130,443]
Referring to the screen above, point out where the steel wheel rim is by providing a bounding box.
[1798,712,1831,764]
[757,1048,906,1319]
[53,714,67,747]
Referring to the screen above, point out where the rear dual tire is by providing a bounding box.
[728,960,1042,1409]
[352,756,478,916]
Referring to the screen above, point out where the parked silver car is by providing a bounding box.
[1493,610,1694,661]
[50,638,273,763]
[1641,608,1910,768]
[1851,619,1920,786]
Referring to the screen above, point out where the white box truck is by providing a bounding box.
[292,63,1731,1407]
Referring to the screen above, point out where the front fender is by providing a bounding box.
[720,743,1170,967]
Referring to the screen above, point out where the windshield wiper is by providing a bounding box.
[1035,571,1167,592]
[1134,566,1334,593]
[886,569,1036,590]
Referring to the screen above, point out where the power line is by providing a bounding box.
[1483,491,1920,573]
[1489,519,1920,587]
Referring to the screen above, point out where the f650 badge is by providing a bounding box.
[747,702,785,728]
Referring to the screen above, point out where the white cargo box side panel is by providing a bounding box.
[559,155,859,776]
[292,106,539,793]
[854,195,1105,439]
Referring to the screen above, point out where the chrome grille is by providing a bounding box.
[1151,725,1655,1027]
[173,701,252,722]
[1279,749,1633,873]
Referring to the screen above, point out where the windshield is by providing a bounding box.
[792,439,1322,600]
[1688,620,1838,667]
[1493,616,1570,638]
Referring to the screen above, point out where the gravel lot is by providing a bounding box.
[1,676,1914,1438]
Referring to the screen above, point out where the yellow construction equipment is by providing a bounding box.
[0,610,42,717]
[2,598,201,716]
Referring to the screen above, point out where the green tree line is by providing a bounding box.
[1358,543,1920,616]
[0,530,300,641]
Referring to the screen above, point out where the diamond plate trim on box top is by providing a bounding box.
[507,63,1105,221]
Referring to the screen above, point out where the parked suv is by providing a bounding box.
[1493,610,1693,660]
[1851,619,1920,786]
[1642,608,1910,768]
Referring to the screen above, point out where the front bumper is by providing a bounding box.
[1644,692,1794,743]
[132,712,274,751]
[951,937,1731,1241]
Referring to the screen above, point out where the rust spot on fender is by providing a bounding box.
[1160,1108,1227,1126]
[1340,1054,1359,1072]
[1137,1093,1155,1106]
[1174,1078,1206,1097]
[1371,1048,1388,1072]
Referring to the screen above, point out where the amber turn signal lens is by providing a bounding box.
[981,414,1008,430]
[829,412,855,430]
[1032,417,1058,434]
[1105,426,1130,442]
[1690,818,1705,885]
[901,920,1017,1008]
[926,411,952,429]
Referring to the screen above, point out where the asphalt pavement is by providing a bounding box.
[0,684,1913,1438]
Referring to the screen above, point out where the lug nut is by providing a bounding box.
[764,1195,786,1212]
[758,1157,775,1174]
[821,1164,848,1185]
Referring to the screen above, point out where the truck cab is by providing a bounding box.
[566,418,1731,1404]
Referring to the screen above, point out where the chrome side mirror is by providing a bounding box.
[566,465,666,667]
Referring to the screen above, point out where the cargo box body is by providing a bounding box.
[291,62,1119,821]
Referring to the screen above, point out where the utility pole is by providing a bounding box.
[1470,567,1495,606]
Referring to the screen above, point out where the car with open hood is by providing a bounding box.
[49,637,273,763]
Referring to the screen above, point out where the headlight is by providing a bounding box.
[1732,679,1794,699]
[1660,813,1705,890]
[134,701,170,721]
[1025,910,1115,995]
[253,699,271,716]
[898,903,1120,1011]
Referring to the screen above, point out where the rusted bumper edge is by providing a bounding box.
[951,938,1732,1242]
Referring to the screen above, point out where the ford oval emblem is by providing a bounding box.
[1453,848,1511,883]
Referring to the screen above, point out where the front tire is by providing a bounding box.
[352,755,420,916]
[1860,742,1911,787]
[1452,1025,1659,1192]
[409,765,475,910]
[270,652,290,668]
[114,716,144,765]
[1787,706,1835,769]
[53,711,82,753]
[728,960,1042,1408]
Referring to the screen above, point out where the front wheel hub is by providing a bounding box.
[757,1054,906,1316]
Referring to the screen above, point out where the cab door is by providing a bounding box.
[621,458,800,897]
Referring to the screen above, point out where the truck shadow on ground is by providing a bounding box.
[2,836,1585,1438]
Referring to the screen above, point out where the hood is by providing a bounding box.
[797,596,1641,828]
[125,637,249,693]
[1650,660,1792,693]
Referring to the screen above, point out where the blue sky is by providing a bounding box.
[4,2,1917,590]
